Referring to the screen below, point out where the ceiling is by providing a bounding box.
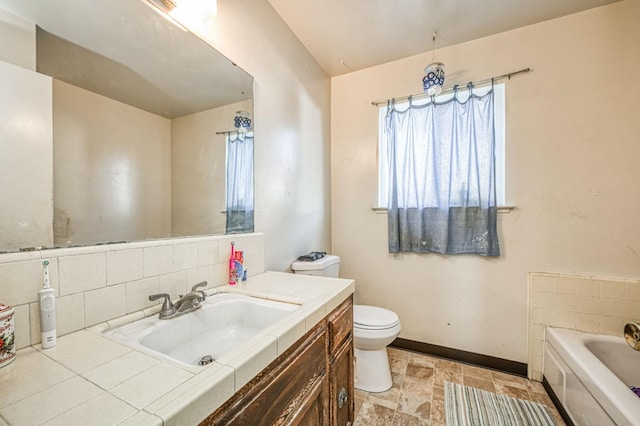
[267,0,621,76]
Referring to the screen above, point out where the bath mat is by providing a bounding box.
[444,381,556,426]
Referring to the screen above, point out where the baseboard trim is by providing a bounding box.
[542,376,574,426]
[390,337,528,377]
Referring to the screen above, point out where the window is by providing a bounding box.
[379,83,504,256]
[378,83,505,208]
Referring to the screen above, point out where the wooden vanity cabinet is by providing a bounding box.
[328,297,354,426]
[201,296,353,426]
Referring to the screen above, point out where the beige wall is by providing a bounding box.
[184,0,332,271]
[53,80,172,246]
[171,99,252,237]
[331,0,640,363]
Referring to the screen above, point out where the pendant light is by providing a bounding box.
[423,32,445,96]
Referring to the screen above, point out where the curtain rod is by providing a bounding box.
[370,67,531,106]
[215,129,253,135]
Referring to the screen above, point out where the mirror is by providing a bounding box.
[0,0,254,253]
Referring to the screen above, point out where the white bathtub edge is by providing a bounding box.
[546,327,640,426]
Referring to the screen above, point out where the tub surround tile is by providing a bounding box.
[612,299,640,318]
[528,272,640,381]
[531,274,555,293]
[625,282,640,301]
[576,279,601,297]
[555,278,578,295]
[574,313,600,333]
[599,280,626,299]
[599,316,630,336]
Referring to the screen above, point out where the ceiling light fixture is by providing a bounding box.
[145,0,217,31]
[423,32,445,97]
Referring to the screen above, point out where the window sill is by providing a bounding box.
[371,206,516,214]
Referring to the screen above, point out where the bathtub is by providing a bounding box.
[544,327,640,425]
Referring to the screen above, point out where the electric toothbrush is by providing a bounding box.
[38,260,57,348]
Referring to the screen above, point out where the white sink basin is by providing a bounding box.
[103,293,298,367]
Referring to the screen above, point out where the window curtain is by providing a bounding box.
[226,133,254,234]
[385,85,499,256]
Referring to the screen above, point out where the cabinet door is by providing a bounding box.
[291,374,329,426]
[202,326,329,425]
[330,337,354,426]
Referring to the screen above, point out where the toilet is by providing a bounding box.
[291,255,401,393]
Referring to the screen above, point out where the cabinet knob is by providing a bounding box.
[338,387,348,409]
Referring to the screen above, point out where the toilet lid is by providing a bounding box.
[353,305,399,329]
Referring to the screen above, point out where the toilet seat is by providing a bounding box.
[354,305,400,330]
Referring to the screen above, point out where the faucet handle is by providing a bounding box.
[148,293,175,317]
[191,281,207,292]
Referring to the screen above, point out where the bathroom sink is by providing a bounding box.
[103,293,298,367]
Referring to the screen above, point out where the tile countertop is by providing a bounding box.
[0,271,355,426]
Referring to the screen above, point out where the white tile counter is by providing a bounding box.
[0,272,354,425]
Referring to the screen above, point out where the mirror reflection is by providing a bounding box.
[0,0,254,253]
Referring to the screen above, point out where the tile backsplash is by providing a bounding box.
[528,271,640,381]
[0,233,264,349]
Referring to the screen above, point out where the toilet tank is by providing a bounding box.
[291,255,340,277]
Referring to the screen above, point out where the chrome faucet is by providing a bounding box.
[148,281,208,320]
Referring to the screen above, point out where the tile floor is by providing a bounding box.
[353,347,565,426]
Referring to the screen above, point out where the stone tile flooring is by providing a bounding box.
[353,347,565,426]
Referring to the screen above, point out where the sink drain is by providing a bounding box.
[198,355,214,366]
